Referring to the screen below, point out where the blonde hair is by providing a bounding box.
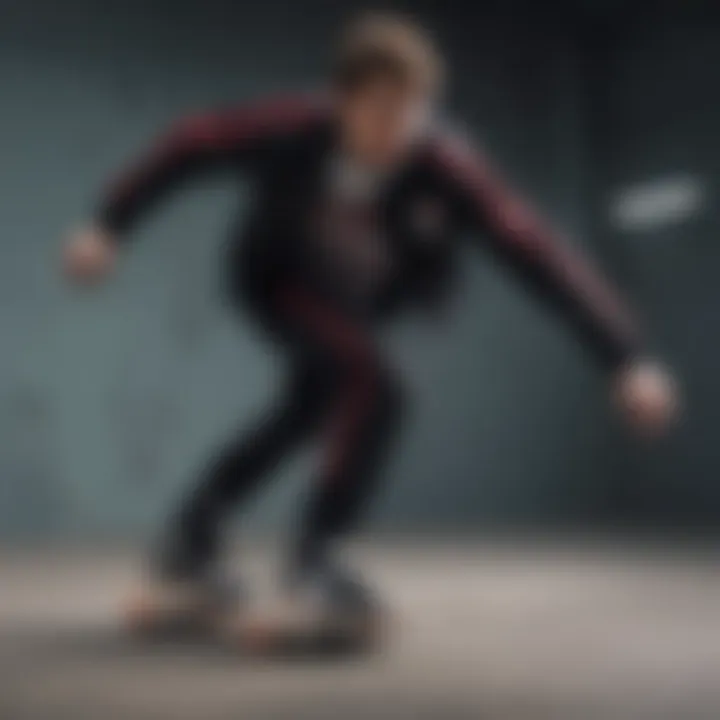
[333,12,444,95]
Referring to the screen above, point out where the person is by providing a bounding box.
[64,13,677,635]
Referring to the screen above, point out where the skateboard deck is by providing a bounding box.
[123,584,386,657]
[228,604,385,656]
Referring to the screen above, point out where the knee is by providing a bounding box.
[334,350,407,427]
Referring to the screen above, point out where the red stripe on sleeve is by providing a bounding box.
[429,133,639,363]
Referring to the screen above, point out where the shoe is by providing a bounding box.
[230,561,384,654]
[123,569,246,638]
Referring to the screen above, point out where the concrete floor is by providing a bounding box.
[1,539,719,719]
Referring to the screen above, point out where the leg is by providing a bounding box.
[158,358,332,580]
[231,289,403,650]
[124,298,340,635]
[273,287,406,578]
[295,365,404,575]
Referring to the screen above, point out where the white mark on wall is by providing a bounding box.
[609,174,706,233]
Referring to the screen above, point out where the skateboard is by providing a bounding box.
[227,597,385,656]
[122,580,386,657]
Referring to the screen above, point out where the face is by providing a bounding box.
[337,78,434,169]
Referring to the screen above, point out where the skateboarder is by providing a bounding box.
[63,13,677,646]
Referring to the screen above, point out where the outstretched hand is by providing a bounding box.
[613,360,679,437]
[63,224,118,285]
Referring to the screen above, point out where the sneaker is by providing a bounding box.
[123,569,246,637]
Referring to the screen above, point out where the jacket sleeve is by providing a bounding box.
[96,95,324,236]
[433,135,640,370]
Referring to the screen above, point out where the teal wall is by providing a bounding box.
[0,0,667,539]
[582,4,720,524]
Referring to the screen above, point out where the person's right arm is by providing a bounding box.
[64,95,323,283]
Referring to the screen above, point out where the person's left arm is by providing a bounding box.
[432,135,678,433]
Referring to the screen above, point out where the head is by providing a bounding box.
[332,13,444,169]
